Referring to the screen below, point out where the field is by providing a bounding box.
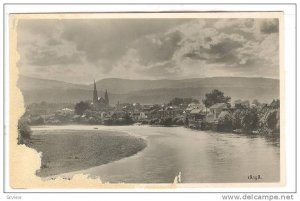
[27,129,147,177]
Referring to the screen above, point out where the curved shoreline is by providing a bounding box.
[27,129,147,177]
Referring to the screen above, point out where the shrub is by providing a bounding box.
[160,117,173,126]
[266,110,278,130]
[30,115,44,125]
[149,118,159,125]
[232,109,243,129]
[17,120,32,144]
[175,118,184,125]
[241,108,259,131]
[217,111,233,131]
[259,109,279,134]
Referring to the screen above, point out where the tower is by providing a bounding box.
[104,89,109,106]
[93,80,98,105]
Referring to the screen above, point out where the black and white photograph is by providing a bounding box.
[10,12,283,187]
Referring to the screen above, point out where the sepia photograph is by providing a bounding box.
[9,12,283,188]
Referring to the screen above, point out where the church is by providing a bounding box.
[92,80,109,109]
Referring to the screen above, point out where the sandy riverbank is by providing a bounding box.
[26,129,147,177]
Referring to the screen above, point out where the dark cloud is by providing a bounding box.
[134,31,182,65]
[184,38,243,65]
[260,19,279,34]
[60,19,190,67]
[183,51,202,60]
[17,17,280,82]
[204,37,212,42]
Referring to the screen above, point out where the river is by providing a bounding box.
[31,125,280,183]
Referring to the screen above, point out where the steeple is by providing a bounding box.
[93,80,98,105]
[104,89,109,106]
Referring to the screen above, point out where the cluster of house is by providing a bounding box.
[52,98,261,126]
[72,81,256,125]
[45,81,279,126]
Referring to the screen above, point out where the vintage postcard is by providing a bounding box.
[9,12,284,189]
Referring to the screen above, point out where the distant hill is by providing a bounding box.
[18,75,89,91]
[17,75,279,105]
[91,77,279,94]
[125,86,279,104]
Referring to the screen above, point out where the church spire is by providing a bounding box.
[93,79,96,90]
[105,89,109,106]
[93,79,98,105]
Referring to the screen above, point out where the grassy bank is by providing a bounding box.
[27,130,147,177]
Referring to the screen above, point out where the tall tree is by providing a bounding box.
[202,89,231,108]
[74,101,90,115]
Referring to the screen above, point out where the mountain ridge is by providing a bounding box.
[17,75,279,105]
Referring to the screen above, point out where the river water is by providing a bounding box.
[31,125,280,183]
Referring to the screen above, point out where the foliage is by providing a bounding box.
[202,89,231,108]
[231,108,259,131]
[74,101,90,115]
[267,111,278,130]
[30,115,44,125]
[258,109,279,134]
[184,117,189,126]
[252,99,260,106]
[149,118,159,125]
[26,101,75,116]
[240,108,259,131]
[103,112,134,125]
[18,120,32,144]
[217,111,233,131]
[232,109,243,129]
[159,117,173,126]
[269,99,280,109]
[175,118,184,125]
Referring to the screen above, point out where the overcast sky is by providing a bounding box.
[17,18,279,84]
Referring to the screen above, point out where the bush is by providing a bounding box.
[18,120,32,144]
[149,118,159,125]
[160,117,173,126]
[175,118,184,125]
[232,109,243,129]
[217,111,233,131]
[200,121,215,130]
[30,115,44,125]
[266,110,278,130]
[241,108,259,131]
[141,120,149,124]
[259,109,279,134]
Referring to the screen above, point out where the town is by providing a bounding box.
[18,80,280,144]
